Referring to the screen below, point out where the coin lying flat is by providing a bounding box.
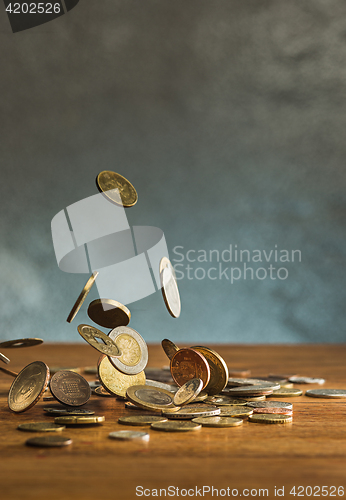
[241,396,267,401]
[54,415,105,425]
[50,371,91,407]
[225,386,274,396]
[249,414,293,424]
[191,346,229,395]
[25,436,72,447]
[50,366,82,375]
[205,395,246,406]
[78,324,121,357]
[218,406,253,417]
[227,378,280,390]
[98,355,145,398]
[0,338,43,348]
[18,422,66,432]
[96,170,138,207]
[161,339,180,361]
[109,431,150,441]
[44,407,95,416]
[173,378,203,406]
[289,376,325,385]
[0,352,10,364]
[246,401,293,410]
[151,421,201,432]
[87,299,131,329]
[66,272,98,323]
[305,389,346,399]
[108,326,148,375]
[267,388,303,397]
[162,404,220,420]
[126,385,176,412]
[160,257,181,318]
[192,416,243,427]
[8,361,49,413]
[170,348,210,389]
[118,415,168,426]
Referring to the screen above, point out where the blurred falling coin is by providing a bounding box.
[96,170,138,207]
[160,257,181,318]
[126,385,176,412]
[78,324,121,357]
[108,326,148,375]
[173,378,203,406]
[161,339,180,360]
[87,299,131,329]
[18,422,66,432]
[249,414,292,424]
[26,436,72,447]
[151,421,201,432]
[289,376,325,385]
[170,348,210,389]
[305,389,346,399]
[98,355,145,398]
[192,416,243,427]
[118,415,168,426]
[109,431,150,441]
[54,415,105,425]
[191,346,229,395]
[50,371,91,407]
[0,338,43,348]
[8,361,49,413]
[66,272,98,323]
[0,352,10,364]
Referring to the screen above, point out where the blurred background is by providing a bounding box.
[1,0,345,343]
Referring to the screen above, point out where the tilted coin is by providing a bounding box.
[44,407,95,416]
[151,421,201,432]
[78,324,121,357]
[87,299,131,329]
[109,431,150,441]
[93,385,113,397]
[246,401,293,410]
[66,272,98,323]
[305,389,346,399]
[193,390,208,402]
[54,415,105,425]
[118,415,168,426]
[8,361,49,413]
[50,371,91,407]
[0,366,18,377]
[161,339,180,361]
[249,414,292,424]
[18,422,66,432]
[170,348,210,389]
[160,257,181,318]
[289,376,325,385]
[173,378,203,406]
[227,378,280,390]
[126,385,176,412]
[0,352,10,364]
[192,416,243,427]
[218,406,253,417]
[191,346,229,395]
[162,404,220,420]
[26,436,72,447]
[0,338,43,348]
[145,380,178,392]
[267,388,303,397]
[108,326,148,375]
[96,170,138,207]
[98,355,145,397]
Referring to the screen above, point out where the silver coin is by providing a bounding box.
[0,352,10,364]
[162,404,220,420]
[225,385,275,395]
[289,376,325,385]
[145,379,178,392]
[108,326,148,375]
[160,257,181,318]
[246,401,293,410]
[305,389,346,399]
[228,378,280,390]
[109,430,149,441]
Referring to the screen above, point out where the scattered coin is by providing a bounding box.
[87,299,131,329]
[160,257,181,318]
[8,361,49,413]
[246,401,293,410]
[249,414,292,424]
[17,422,66,432]
[192,416,243,427]
[225,386,274,396]
[108,326,148,375]
[227,378,280,390]
[173,378,203,406]
[218,406,253,417]
[96,170,138,207]
[145,380,178,392]
[125,401,159,412]
[228,369,251,378]
[0,338,43,348]
[280,383,294,389]
[54,415,105,425]
[191,346,229,395]
[66,272,98,323]
[161,339,180,360]
[118,415,168,426]
[240,396,267,402]
[78,324,121,357]
[50,371,91,407]
[44,407,95,416]
[49,367,81,375]
[252,408,293,415]
[289,376,325,385]
[170,348,210,389]
[162,404,220,420]
[205,395,246,406]
[98,355,145,397]
[193,390,208,402]
[0,352,10,364]
[267,388,303,397]
[305,389,346,399]
[151,421,201,432]
[93,386,113,397]
[126,385,176,412]
[25,436,72,447]
[109,431,150,441]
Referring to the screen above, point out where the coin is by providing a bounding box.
[96,170,138,207]
[305,389,346,399]
[170,348,210,389]
[84,366,98,375]
[249,414,292,424]
[225,386,274,396]
[240,396,267,401]
[8,361,49,413]
[151,421,201,432]
[280,383,294,389]
[18,422,66,432]
[227,378,280,390]
[145,380,178,392]
[192,416,243,427]
[54,415,105,425]
[289,376,325,385]
[205,395,246,406]
[118,415,168,426]
[66,272,98,323]
[144,367,174,383]
[246,401,293,410]
[50,371,91,406]
[173,378,203,406]
[160,257,181,318]
[0,352,10,364]
[93,385,113,397]
[0,338,43,348]
[108,326,148,375]
[218,406,253,417]
[267,388,303,397]
[78,324,121,357]
[253,408,293,415]
[109,431,150,441]
[0,366,18,377]
[191,346,229,395]
[193,390,208,402]
[50,367,81,375]
[26,436,72,447]
[161,339,180,360]
[44,407,95,416]
[228,369,251,378]
[126,385,176,412]
[98,355,145,397]
[162,404,220,420]
[87,299,131,329]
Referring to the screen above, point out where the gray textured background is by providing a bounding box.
[1,0,345,344]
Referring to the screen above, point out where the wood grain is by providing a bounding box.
[0,344,345,500]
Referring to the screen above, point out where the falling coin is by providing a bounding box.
[161,339,180,361]
[289,376,325,385]
[160,257,181,318]
[249,414,292,424]
[0,352,10,364]
[305,389,346,399]
[87,299,131,329]
[170,348,210,389]
[78,324,121,357]
[54,415,105,425]
[17,422,66,432]
[109,431,150,441]
[191,346,229,395]
[98,355,145,398]
[96,170,138,207]
[108,326,148,375]
[126,385,176,412]
[118,415,168,426]
[192,416,243,427]
[162,404,220,420]
[66,272,98,323]
[8,361,49,413]
[25,436,72,447]
[173,378,203,406]
[50,371,91,407]
[151,421,201,432]
[0,338,43,348]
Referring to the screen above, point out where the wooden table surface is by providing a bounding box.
[0,344,345,500]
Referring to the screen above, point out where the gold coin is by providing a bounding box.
[78,324,121,357]
[163,404,220,420]
[17,422,66,432]
[25,436,72,447]
[241,396,267,401]
[192,416,243,427]
[98,355,145,398]
[193,390,208,402]
[173,378,203,406]
[161,339,179,360]
[66,272,98,323]
[54,415,105,425]
[118,415,168,426]
[160,257,181,318]
[218,406,253,417]
[151,421,201,432]
[126,384,176,412]
[268,388,303,397]
[191,346,229,396]
[8,361,49,413]
[280,383,294,389]
[108,326,148,375]
[205,395,244,406]
[87,299,131,329]
[249,414,292,424]
[49,367,81,375]
[0,338,43,348]
[96,171,138,207]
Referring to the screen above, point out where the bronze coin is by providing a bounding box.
[87,299,131,329]
[8,361,49,413]
[50,371,91,407]
[161,339,180,361]
[170,348,210,389]
[0,338,43,348]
